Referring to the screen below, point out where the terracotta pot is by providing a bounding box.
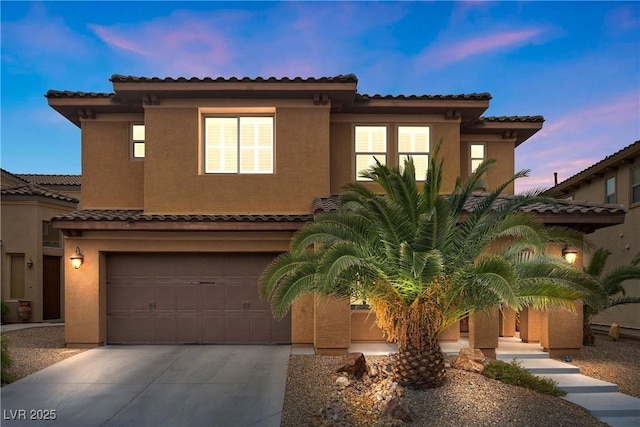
[17,299,32,323]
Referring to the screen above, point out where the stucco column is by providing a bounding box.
[520,307,543,343]
[499,307,516,337]
[291,294,314,347]
[468,306,499,358]
[314,295,351,355]
[439,321,461,342]
[64,241,104,348]
[541,301,583,358]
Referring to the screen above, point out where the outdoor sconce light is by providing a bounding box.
[26,258,34,268]
[70,247,84,269]
[562,246,578,264]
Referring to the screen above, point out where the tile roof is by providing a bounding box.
[313,194,626,216]
[356,93,492,101]
[109,74,359,83]
[53,210,312,223]
[1,183,79,203]
[45,90,114,98]
[481,116,545,123]
[16,174,81,186]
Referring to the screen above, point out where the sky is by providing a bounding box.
[1,1,638,193]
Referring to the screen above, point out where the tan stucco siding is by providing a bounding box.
[142,104,330,214]
[1,201,71,322]
[461,136,516,195]
[80,120,144,209]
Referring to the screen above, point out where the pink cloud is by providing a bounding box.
[606,4,640,31]
[416,28,545,69]
[516,92,639,193]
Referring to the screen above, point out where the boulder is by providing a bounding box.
[381,397,415,423]
[336,352,367,379]
[452,347,486,373]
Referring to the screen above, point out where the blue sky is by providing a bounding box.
[1,1,638,193]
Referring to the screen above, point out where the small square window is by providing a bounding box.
[606,176,616,204]
[470,143,486,173]
[355,126,387,181]
[132,124,145,158]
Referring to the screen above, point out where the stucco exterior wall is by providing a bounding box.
[142,100,330,215]
[1,201,71,322]
[62,230,293,346]
[460,136,517,195]
[80,118,144,209]
[565,158,640,330]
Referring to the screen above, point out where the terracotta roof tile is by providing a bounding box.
[45,90,114,98]
[356,93,492,101]
[53,210,312,223]
[1,183,79,203]
[481,116,545,123]
[16,174,81,186]
[313,194,626,216]
[109,74,359,84]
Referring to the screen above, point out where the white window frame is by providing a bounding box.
[398,125,430,181]
[131,124,145,159]
[355,125,387,181]
[470,143,486,173]
[204,116,274,174]
[605,176,616,204]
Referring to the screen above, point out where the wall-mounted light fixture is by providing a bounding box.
[70,247,84,269]
[26,258,33,268]
[562,245,578,264]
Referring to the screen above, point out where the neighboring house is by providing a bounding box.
[47,74,624,357]
[548,140,640,336]
[1,169,80,323]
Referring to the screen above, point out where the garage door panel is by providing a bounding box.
[202,316,224,343]
[107,253,291,344]
[202,284,223,311]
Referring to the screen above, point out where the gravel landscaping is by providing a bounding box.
[2,326,638,426]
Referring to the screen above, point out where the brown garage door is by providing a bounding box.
[106,253,290,344]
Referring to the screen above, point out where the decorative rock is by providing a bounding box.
[336,352,367,379]
[381,397,415,423]
[452,347,486,373]
[335,376,350,388]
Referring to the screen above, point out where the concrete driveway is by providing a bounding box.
[1,345,291,427]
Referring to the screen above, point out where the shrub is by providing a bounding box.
[483,359,566,396]
[1,334,14,385]
[1,301,9,324]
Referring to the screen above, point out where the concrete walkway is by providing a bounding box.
[333,338,640,427]
[1,345,290,427]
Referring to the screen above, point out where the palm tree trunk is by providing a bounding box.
[583,322,596,346]
[394,337,446,389]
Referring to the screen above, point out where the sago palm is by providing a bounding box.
[582,248,640,345]
[260,143,595,389]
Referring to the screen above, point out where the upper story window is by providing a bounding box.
[132,124,145,158]
[605,176,616,204]
[42,221,61,248]
[470,143,486,173]
[398,126,430,180]
[355,126,387,181]
[632,166,640,205]
[204,116,274,174]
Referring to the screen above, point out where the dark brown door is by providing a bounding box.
[106,253,291,344]
[42,256,61,320]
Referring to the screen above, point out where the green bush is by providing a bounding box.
[483,359,566,396]
[1,301,9,324]
[1,334,14,385]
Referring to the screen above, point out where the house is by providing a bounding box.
[548,140,640,336]
[1,169,80,323]
[47,74,624,356]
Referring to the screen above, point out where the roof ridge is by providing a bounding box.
[109,74,359,83]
